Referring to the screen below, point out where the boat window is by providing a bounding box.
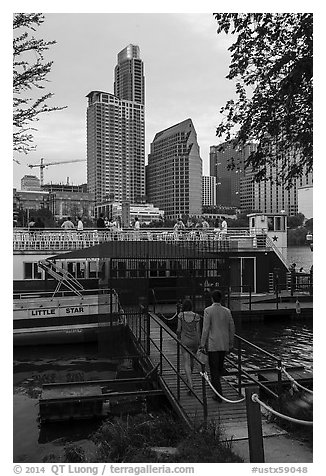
[67,262,74,276]
[89,261,98,278]
[111,262,117,278]
[275,217,281,231]
[129,259,138,278]
[138,261,146,277]
[170,260,177,277]
[158,261,166,277]
[267,217,274,231]
[33,263,42,280]
[76,262,86,279]
[117,261,126,278]
[99,262,105,280]
[24,262,32,279]
[150,261,158,277]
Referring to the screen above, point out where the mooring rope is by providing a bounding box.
[157,312,177,322]
[200,371,245,403]
[251,393,313,426]
[281,367,313,395]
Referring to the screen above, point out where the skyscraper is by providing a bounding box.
[253,159,312,215]
[147,119,202,220]
[209,142,257,209]
[202,176,216,206]
[87,45,145,205]
[114,44,145,105]
[210,140,313,215]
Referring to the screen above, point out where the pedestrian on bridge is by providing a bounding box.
[176,299,201,395]
[199,289,235,402]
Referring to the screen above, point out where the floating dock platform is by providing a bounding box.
[39,377,162,422]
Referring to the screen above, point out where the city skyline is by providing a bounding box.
[13,13,234,189]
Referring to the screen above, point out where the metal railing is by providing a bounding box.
[125,308,208,423]
[265,235,289,270]
[13,227,270,252]
[227,334,284,406]
[13,287,112,300]
[287,271,313,296]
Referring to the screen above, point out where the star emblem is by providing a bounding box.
[272,235,278,241]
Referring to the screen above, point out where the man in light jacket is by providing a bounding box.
[199,289,235,402]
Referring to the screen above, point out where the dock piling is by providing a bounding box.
[245,386,265,463]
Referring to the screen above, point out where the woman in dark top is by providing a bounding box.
[176,299,201,395]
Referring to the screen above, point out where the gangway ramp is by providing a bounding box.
[126,310,288,440]
[127,311,249,437]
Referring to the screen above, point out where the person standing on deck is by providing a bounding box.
[28,217,36,229]
[97,213,105,229]
[134,216,140,240]
[220,216,227,239]
[176,299,201,396]
[134,216,140,231]
[199,289,235,402]
[77,216,84,231]
[61,217,75,229]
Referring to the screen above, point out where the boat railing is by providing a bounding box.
[13,227,261,251]
[13,287,114,301]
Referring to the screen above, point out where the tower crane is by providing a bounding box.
[27,158,86,186]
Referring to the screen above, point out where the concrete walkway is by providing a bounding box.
[231,431,313,463]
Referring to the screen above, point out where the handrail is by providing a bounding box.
[265,235,289,270]
[148,332,204,406]
[13,288,114,300]
[12,227,265,243]
[281,366,313,395]
[225,353,279,399]
[127,310,207,420]
[38,259,84,297]
[200,371,245,403]
[252,394,313,426]
[234,334,281,362]
[231,333,284,406]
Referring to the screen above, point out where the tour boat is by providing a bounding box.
[13,258,124,346]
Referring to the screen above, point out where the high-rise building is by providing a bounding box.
[210,141,313,215]
[202,176,216,206]
[209,142,257,209]
[114,44,145,105]
[147,119,202,220]
[87,45,145,205]
[297,185,313,220]
[253,160,312,216]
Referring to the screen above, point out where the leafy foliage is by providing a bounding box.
[287,213,305,229]
[213,13,312,187]
[13,13,65,154]
[305,217,313,232]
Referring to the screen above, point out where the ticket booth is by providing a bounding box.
[248,212,288,261]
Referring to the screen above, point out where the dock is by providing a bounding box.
[151,295,313,321]
[127,311,296,441]
[38,307,312,445]
[39,377,163,422]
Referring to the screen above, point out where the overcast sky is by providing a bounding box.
[13,13,235,188]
